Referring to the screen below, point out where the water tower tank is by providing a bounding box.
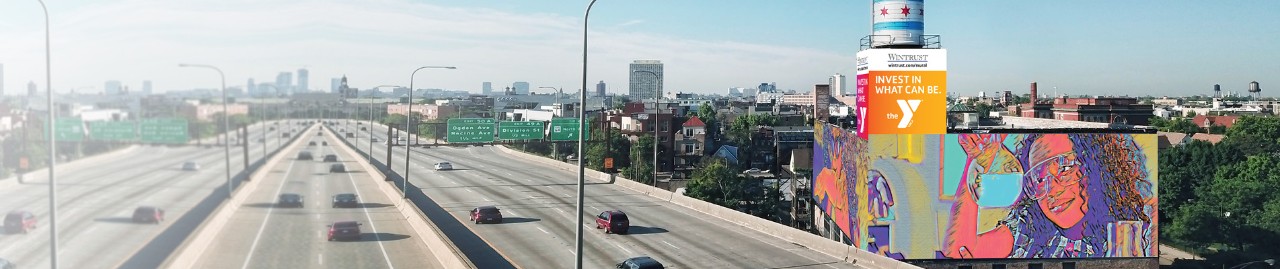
[871,0,925,48]
[1249,81,1261,93]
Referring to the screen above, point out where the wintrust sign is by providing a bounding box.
[854,48,947,138]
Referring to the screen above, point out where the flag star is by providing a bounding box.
[900,6,911,16]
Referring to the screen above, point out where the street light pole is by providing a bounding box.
[366,85,400,163]
[180,64,233,200]
[578,1,597,268]
[634,70,661,188]
[35,1,59,267]
[404,66,456,199]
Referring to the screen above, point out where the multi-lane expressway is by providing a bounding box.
[188,124,445,268]
[0,121,286,269]
[352,121,858,268]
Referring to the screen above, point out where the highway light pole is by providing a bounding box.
[35,1,59,267]
[405,66,455,199]
[180,63,233,200]
[366,85,400,163]
[634,70,661,188]
[578,1,597,268]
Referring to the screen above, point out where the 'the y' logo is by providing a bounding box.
[857,107,868,134]
[896,99,921,128]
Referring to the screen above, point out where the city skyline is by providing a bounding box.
[0,1,1277,97]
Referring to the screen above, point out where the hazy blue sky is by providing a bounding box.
[1,0,1277,97]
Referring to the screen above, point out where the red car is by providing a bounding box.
[327,221,362,241]
[132,206,165,224]
[595,210,629,234]
[470,206,502,224]
[3,210,36,234]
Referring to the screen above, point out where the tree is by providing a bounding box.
[625,135,654,184]
[685,158,744,208]
[1156,118,1202,134]
[586,129,630,171]
[1225,116,1280,143]
[973,103,992,117]
[1186,110,1198,118]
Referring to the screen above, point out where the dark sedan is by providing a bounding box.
[278,193,304,208]
[331,193,358,208]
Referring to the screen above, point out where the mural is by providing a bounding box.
[813,124,1158,260]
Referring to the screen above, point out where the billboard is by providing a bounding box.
[854,49,947,139]
[813,124,1158,259]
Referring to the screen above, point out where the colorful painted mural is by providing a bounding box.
[812,124,1158,260]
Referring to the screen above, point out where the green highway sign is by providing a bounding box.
[498,121,544,140]
[140,118,190,144]
[549,118,588,141]
[89,121,137,141]
[446,118,495,143]
[48,118,85,142]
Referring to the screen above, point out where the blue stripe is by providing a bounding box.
[873,21,924,31]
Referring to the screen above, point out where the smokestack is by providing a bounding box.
[1030,82,1038,105]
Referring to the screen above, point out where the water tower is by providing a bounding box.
[1214,84,1221,98]
[1249,81,1261,99]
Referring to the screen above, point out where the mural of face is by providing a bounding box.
[1028,134,1088,228]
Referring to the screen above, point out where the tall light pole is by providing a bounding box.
[366,85,400,163]
[179,64,233,199]
[578,1,597,268]
[634,70,661,188]
[404,66,455,199]
[35,1,58,267]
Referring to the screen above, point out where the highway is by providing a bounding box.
[190,124,444,269]
[350,121,856,268]
[0,121,284,269]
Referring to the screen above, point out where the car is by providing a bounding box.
[317,132,324,136]
[469,206,503,224]
[326,221,362,241]
[329,164,346,173]
[282,132,291,138]
[595,210,630,234]
[434,162,453,170]
[257,138,265,142]
[269,127,275,131]
[321,141,328,146]
[743,168,761,174]
[616,256,664,269]
[332,193,358,208]
[323,154,339,162]
[278,193,304,208]
[565,154,577,161]
[361,127,367,131]
[132,206,165,224]
[371,137,381,142]
[182,161,200,171]
[297,151,314,160]
[0,258,13,269]
[4,210,37,234]
[308,141,317,146]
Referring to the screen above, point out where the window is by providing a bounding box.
[1061,262,1076,269]
[1027,263,1042,269]
[991,264,1006,269]
[684,145,694,152]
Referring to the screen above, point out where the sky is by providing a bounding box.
[1,0,1278,97]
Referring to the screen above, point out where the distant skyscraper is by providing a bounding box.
[830,74,846,96]
[596,81,606,97]
[105,80,123,95]
[276,72,293,95]
[143,80,153,95]
[297,68,310,93]
[629,60,663,100]
[27,81,37,96]
[512,81,530,95]
[247,78,257,96]
[757,82,777,93]
[482,82,493,95]
[331,78,341,93]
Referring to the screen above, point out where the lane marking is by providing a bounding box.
[537,227,550,234]
[342,160,396,269]
[318,254,323,265]
[662,240,680,250]
[239,152,302,269]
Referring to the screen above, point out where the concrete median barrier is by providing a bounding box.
[161,125,315,269]
[328,126,476,269]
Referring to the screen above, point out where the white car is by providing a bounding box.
[182,161,201,171]
[743,168,761,174]
[434,162,453,171]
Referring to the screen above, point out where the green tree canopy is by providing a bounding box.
[685,158,744,208]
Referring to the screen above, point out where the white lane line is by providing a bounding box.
[506,186,515,191]
[318,254,323,265]
[482,197,491,202]
[537,227,551,234]
[662,240,680,250]
[341,138,396,269]
[239,154,302,269]
[466,189,475,193]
